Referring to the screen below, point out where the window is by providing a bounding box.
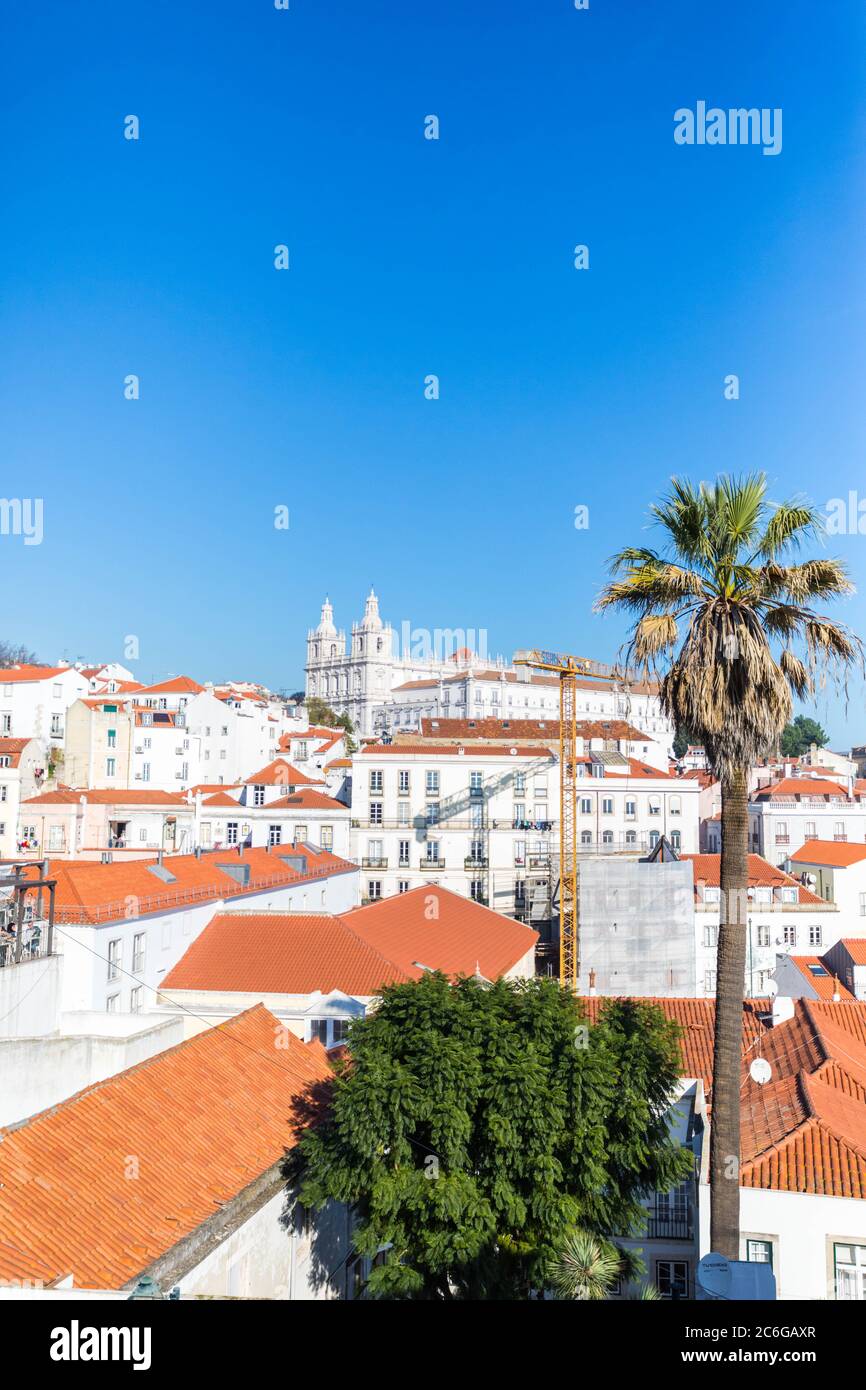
[580,797,592,815]
[860,892,866,918]
[426,802,440,824]
[253,785,265,806]
[293,825,308,843]
[366,880,382,901]
[143,737,151,750]
[704,969,717,993]
[649,830,660,848]
[52,683,62,698]
[470,771,483,793]
[514,802,525,823]
[141,762,151,782]
[625,830,636,845]
[746,1239,773,1268]
[625,799,636,819]
[226,822,239,845]
[106,757,116,776]
[107,939,121,981]
[369,770,383,793]
[369,802,383,825]
[805,821,817,839]
[200,822,212,847]
[669,795,681,816]
[426,840,440,863]
[310,1020,328,1044]
[425,771,440,795]
[397,802,410,826]
[107,729,116,748]
[130,986,142,1014]
[809,924,822,947]
[320,824,333,849]
[50,714,63,736]
[514,772,525,794]
[703,924,718,948]
[656,1261,689,1299]
[398,770,410,795]
[132,933,146,974]
[581,830,592,845]
[106,994,120,1014]
[834,1243,866,1300]
[398,840,410,867]
[783,923,797,947]
[367,838,384,865]
[332,1019,349,1044]
[0,714,9,734]
[648,796,661,816]
[756,923,771,947]
[220,726,228,737]
[670,830,681,849]
[601,830,613,845]
[602,797,613,815]
[268,824,282,847]
[398,880,410,894]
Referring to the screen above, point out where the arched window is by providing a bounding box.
[580,830,592,845]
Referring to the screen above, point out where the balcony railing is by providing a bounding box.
[420,859,445,870]
[361,857,388,868]
[464,856,488,869]
[775,835,790,844]
[645,1217,693,1241]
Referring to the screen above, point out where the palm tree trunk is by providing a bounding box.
[709,765,749,1258]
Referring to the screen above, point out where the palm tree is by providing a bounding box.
[548,1229,622,1300]
[596,474,862,1257]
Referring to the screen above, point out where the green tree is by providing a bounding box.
[672,726,700,759]
[304,698,358,752]
[596,473,861,1256]
[780,714,829,757]
[283,975,691,1299]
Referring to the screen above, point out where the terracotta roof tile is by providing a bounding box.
[163,886,539,995]
[0,1006,330,1289]
[789,841,866,868]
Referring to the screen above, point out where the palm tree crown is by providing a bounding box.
[595,474,861,780]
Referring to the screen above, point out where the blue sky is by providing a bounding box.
[2,1,865,742]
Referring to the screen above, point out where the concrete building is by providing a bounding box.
[0,664,89,755]
[0,737,45,859]
[304,590,675,746]
[350,739,699,933]
[750,773,866,867]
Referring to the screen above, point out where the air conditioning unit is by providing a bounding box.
[134,773,143,780]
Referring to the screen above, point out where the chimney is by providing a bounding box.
[195,845,202,860]
[157,848,163,866]
[771,994,795,1026]
[588,968,597,997]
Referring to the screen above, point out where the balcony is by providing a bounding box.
[361,857,388,869]
[834,833,848,842]
[464,856,488,869]
[470,894,489,906]
[420,859,445,870]
[360,895,383,906]
[775,835,790,845]
[645,1216,693,1242]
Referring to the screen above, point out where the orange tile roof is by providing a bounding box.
[837,939,866,965]
[163,886,539,996]
[267,789,348,812]
[681,852,826,905]
[0,1006,331,1289]
[789,840,866,868]
[581,996,768,1092]
[0,737,35,767]
[163,913,415,995]
[23,787,190,807]
[787,956,855,1001]
[32,844,357,925]
[0,664,79,683]
[324,758,352,770]
[201,791,242,808]
[416,717,653,743]
[754,777,850,799]
[244,758,323,786]
[359,743,555,758]
[135,676,205,695]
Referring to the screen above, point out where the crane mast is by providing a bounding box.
[512,648,633,992]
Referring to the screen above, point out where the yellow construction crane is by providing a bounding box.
[512,649,633,993]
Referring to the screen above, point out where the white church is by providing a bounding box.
[304,590,674,745]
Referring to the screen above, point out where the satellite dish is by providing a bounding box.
[750,1057,772,1085]
[697,1253,732,1299]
